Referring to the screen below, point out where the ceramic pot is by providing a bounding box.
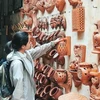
[56,39,67,56]
[40,75,50,85]
[44,85,52,94]
[77,62,93,85]
[36,87,44,98]
[61,16,66,30]
[68,0,79,7]
[57,56,65,66]
[49,87,63,99]
[54,69,68,83]
[24,17,33,27]
[36,0,45,13]
[47,49,58,59]
[47,69,55,78]
[69,70,81,87]
[56,0,66,12]
[35,63,44,72]
[34,71,40,81]
[45,5,55,13]
[42,64,51,75]
[37,73,43,80]
[40,91,50,100]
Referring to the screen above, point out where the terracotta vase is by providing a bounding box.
[49,87,63,99]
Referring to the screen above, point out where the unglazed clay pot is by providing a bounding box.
[56,0,66,12]
[34,71,40,81]
[37,73,43,80]
[36,87,44,98]
[45,4,55,13]
[24,17,33,27]
[39,75,50,86]
[44,0,55,13]
[54,69,68,83]
[36,0,45,13]
[61,16,67,30]
[47,68,55,78]
[40,91,50,100]
[77,62,93,85]
[49,87,63,99]
[56,39,67,56]
[57,56,65,66]
[69,70,81,87]
[44,85,52,94]
[68,0,80,7]
[35,63,44,72]
[92,32,100,54]
[90,77,100,100]
[47,49,58,59]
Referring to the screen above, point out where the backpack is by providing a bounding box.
[0,60,24,98]
[0,60,14,98]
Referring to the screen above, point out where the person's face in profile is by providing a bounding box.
[24,35,31,50]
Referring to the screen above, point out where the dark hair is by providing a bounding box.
[12,31,28,51]
[4,41,12,54]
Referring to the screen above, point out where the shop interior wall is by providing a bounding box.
[37,0,100,99]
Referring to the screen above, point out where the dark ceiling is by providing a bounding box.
[0,0,23,29]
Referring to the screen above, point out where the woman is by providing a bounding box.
[7,31,61,100]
